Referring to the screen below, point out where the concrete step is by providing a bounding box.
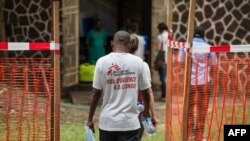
[69,90,91,105]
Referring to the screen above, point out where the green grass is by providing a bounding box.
[170,105,250,141]
[60,123,165,141]
[60,102,250,141]
[61,124,86,141]
[60,102,166,141]
[0,101,248,141]
[203,105,250,141]
[142,129,165,141]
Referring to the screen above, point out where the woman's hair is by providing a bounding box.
[129,34,139,54]
[157,23,168,33]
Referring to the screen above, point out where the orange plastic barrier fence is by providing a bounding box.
[0,45,60,141]
[168,49,250,141]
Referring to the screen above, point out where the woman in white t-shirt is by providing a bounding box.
[155,23,169,100]
[130,34,158,140]
[130,22,146,60]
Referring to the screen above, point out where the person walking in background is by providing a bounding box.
[130,35,158,140]
[155,23,169,101]
[178,26,216,141]
[130,22,146,60]
[86,19,107,64]
[87,31,151,141]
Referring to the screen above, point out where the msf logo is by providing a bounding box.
[107,63,121,76]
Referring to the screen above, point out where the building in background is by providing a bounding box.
[1,0,250,93]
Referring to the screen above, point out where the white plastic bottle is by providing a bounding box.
[136,102,144,113]
[85,126,95,141]
[141,115,156,136]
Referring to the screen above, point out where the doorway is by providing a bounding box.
[79,0,152,64]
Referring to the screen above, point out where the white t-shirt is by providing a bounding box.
[93,52,151,131]
[134,35,146,60]
[178,37,216,85]
[157,31,169,61]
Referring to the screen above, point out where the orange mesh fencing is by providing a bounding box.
[168,50,250,141]
[0,50,59,141]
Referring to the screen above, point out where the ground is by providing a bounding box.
[60,88,250,141]
[60,89,167,141]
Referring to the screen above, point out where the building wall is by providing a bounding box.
[4,0,51,42]
[173,0,250,45]
[3,0,52,58]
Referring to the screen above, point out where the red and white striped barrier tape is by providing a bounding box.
[0,42,60,51]
[168,39,191,49]
[167,39,250,53]
[190,45,250,53]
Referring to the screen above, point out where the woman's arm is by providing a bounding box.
[155,38,161,51]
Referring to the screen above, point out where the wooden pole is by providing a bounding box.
[0,0,8,58]
[166,0,174,141]
[51,0,60,141]
[0,0,6,42]
[166,0,173,31]
[182,0,196,141]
